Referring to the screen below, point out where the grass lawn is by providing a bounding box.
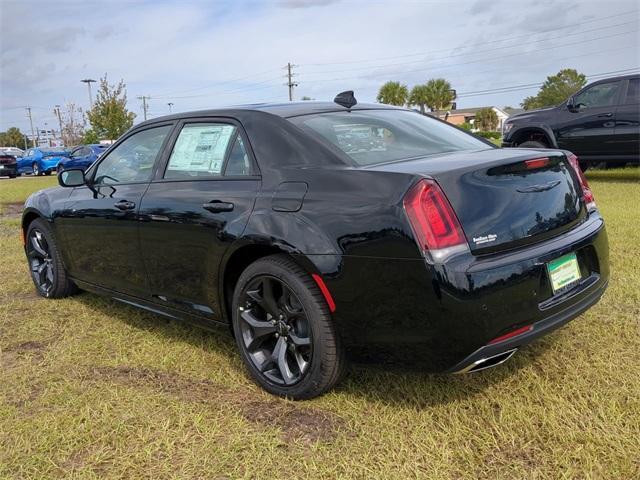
[1,170,639,479]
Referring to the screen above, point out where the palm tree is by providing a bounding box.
[474,108,499,131]
[377,81,409,106]
[423,78,456,112]
[409,84,430,114]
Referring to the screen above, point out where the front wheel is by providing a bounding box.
[232,255,345,399]
[26,218,77,298]
[32,162,41,176]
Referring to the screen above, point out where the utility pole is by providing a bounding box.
[54,105,64,145]
[137,96,149,120]
[81,78,97,107]
[285,62,298,101]
[25,107,36,148]
[167,102,174,114]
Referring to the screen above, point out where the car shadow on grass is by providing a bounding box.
[71,292,552,409]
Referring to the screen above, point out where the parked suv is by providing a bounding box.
[502,74,639,169]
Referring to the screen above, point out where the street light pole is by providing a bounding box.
[81,78,97,107]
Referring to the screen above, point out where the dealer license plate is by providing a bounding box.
[547,252,581,294]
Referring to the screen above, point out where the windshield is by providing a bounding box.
[288,109,490,166]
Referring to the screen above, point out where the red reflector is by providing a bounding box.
[312,274,336,313]
[488,325,533,345]
[403,179,466,254]
[567,153,596,210]
[524,157,549,170]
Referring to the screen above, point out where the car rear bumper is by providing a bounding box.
[0,164,17,176]
[322,212,609,372]
[447,275,608,373]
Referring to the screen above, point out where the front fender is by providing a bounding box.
[507,124,558,147]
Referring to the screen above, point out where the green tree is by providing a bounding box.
[0,127,27,148]
[474,108,499,132]
[409,84,430,114]
[82,128,100,144]
[377,81,409,106]
[422,78,456,112]
[522,69,587,110]
[86,74,136,140]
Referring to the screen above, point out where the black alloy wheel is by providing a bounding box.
[232,255,345,399]
[238,275,313,385]
[27,227,55,295]
[26,219,77,298]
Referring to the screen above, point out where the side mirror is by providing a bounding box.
[58,168,86,187]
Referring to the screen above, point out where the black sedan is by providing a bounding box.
[21,93,609,399]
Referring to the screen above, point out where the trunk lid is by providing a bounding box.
[368,148,587,254]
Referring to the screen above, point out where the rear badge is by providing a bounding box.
[473,234,497,245]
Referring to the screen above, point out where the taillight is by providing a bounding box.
[403,178,469,262]
[567,153,596,211]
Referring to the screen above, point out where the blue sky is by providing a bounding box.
[1,0,639,135]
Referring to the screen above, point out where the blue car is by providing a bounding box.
[17,147,70,176]
[57,144,109,173]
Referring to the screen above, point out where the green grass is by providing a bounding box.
[1,171,639,479]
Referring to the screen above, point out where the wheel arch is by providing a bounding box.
[218,242,327,328]
[509,126,557,148]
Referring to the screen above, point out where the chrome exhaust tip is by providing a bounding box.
[455,348,518,374]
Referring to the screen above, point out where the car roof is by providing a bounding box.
[135,101,402,128]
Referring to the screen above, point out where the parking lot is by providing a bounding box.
[1,170,638,479]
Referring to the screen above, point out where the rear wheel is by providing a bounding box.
[44,170,52,176]
[232,255,345,399]
[26,218,77,298]
[518,140,548,149]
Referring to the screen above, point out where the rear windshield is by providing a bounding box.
[288,109,490,166]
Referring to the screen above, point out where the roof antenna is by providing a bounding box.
[334,90,357,109]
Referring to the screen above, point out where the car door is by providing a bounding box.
[613,77,640,158]
[138,119,260,319]
[66,147,84,169]
[555,80,622,156]
[18,149,34,173]
[55,123,174,297]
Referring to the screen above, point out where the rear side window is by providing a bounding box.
[288,109,489,166]
[624,78,639,105]
[165,123,236,179]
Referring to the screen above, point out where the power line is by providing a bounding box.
[150,67,283,98]
[299,26,639,81]
[299,29,639,85]
[455,67,640,99]
[300,9,639,68]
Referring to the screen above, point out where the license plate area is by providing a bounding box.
[547,252,582,295]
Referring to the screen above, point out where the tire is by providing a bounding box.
[25,218,77,299]
[518,140,548,149]
[44,170,52,176]
[231,254,345,399]
[32,162,40,176]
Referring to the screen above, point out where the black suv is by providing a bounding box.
[502,74,639,168]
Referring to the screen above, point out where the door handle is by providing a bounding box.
[597,113,613,118]
[114,200,136,211]
[202,200,234,213]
